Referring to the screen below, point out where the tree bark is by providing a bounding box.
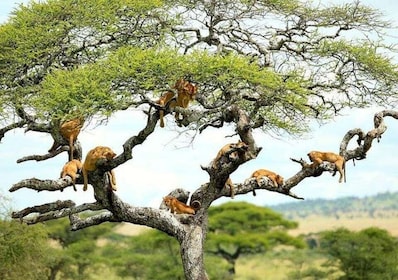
[180,222,209,280]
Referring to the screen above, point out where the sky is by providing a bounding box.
[0,0,398,212]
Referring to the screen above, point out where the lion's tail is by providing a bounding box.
[344,160,346,183]
[159,110,165,128]
[69,135,74,161]
[82,167,88,191]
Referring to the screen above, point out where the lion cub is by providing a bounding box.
[82,146,116,191]
[212,140,248,168]
[163,196,195,215]
[60,159,83,191]
[157,78,197,127]
[307,151,345,183]
[250,169,284,188]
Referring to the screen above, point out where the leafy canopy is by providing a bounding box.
[0,0,397,136]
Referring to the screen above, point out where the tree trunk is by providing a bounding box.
[48,267,58,280]
[180,223,208,280]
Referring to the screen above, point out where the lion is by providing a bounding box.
[307,151,345,183]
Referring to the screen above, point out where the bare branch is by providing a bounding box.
[11,200,76,219]
[0,120,27,141]
[16,146,68,163]
[111,106,159,169]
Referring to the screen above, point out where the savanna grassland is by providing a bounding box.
[108,192,398,280]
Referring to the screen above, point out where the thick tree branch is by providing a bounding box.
[193,110,398,203]
[70,211,119,231]
[191,105,262,209]
[9,177,73,192]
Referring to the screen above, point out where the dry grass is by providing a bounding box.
[288,215,398,236]
[234,252,337,280]
[113,222,150,236]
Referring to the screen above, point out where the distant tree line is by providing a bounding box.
[272,191,398,219]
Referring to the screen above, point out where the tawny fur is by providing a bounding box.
[225,177,235,199]
[60,159,82,191]
[157,91,176,128]
[212,140,248,168]
[250,169,284,188]
[107,170,117,191]
[49,117,84,161]
[163,196,195,215]
[157,78,197,128]
[307,151,346,183]
[82,146,116,191]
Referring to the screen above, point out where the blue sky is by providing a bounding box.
[0,0,397,211]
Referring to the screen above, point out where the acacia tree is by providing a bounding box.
[206,202,305,276]
[2,0,398,279]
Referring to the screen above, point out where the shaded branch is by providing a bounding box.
[197,177,304,202]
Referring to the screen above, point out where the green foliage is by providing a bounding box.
[37,46,314,133]
[101,230,185,280]
[206,202,305,274]
[42,216,116,280]
[320,227,398,280]
[208,201,300,234]
[0,220,51,280]
[0,0,165,121]
[316,39,398,105]
[1,0,397,134]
